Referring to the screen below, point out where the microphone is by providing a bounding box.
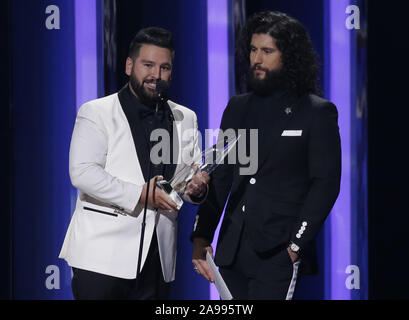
[156,79,169,103]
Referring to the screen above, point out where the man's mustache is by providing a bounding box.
[251,65,269,73]
[143,78,170,86]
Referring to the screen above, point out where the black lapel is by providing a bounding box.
[162,104,178,182]
[257,94,300,170]
[118,85,151,181]
[230,93,301,195]
[228,94,254,195]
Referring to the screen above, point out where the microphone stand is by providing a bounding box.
[136,80,167,277]
[136,156,152,278]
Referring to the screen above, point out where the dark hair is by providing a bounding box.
[238,11,321,96]
[128,27,175,60]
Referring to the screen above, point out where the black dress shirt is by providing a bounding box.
[118,84,175,181]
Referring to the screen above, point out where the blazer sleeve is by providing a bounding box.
[182,111,209,205]
[289,102,341,252]
[69,102,143,215]
[190,98,237,244]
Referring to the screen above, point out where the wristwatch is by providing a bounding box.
[288,242,300,253]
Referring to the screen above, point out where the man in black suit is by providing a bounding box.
[191,11,341,300]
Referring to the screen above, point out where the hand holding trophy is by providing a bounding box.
[156,136,240,210]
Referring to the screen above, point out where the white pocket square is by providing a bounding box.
[281,130,302,137]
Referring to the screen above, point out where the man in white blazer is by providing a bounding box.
[59,27,209,299]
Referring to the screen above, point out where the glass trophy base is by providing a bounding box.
[156,180,184,210]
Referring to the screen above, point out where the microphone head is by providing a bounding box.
[156,79,169,101]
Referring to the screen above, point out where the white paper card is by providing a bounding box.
[281,130,302,136]
[206,251,233,300]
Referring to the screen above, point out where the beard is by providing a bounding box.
[129,72,170,108]
[247,65,286,96]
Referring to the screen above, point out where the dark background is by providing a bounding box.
[367,1,409,299]
[1,0,409,299]
[0,0,12,300]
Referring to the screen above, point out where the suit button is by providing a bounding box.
[250,178,256,185]
[242,205,245,212]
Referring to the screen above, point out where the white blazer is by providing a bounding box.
[59,92,202,282]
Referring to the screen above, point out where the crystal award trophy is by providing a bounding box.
[156,136,240,210]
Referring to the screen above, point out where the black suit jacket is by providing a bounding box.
[191,92,341,274]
